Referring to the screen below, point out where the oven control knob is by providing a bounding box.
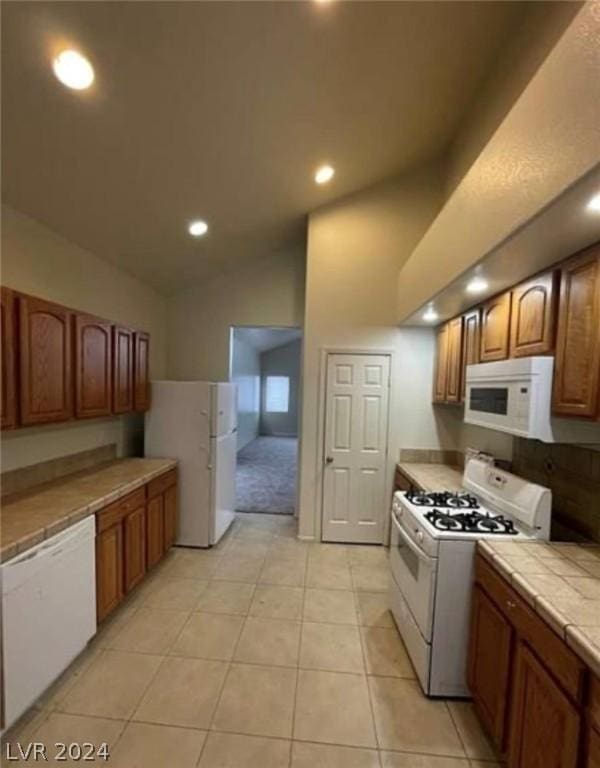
[415,531,424,544]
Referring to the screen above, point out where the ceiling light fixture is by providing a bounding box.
[423,307,439,323]
[315,165,335,185]
[188,220,208,237]
[52,50,94,90]
[466,277,489,294]
[586,192,600,213]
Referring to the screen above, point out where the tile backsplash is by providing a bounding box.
[512,438,600,543]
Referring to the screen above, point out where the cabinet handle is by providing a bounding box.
[506,600,517,611]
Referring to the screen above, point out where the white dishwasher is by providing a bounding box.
[1,516,96,731]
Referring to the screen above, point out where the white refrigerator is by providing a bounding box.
[145,381,237,547]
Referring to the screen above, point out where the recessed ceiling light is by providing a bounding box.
[466,277,489,294]
[586,192,600,213]
[315,165,335,185]
[423,307,439,323]
[188,220,208,237]
[52,50,94,90]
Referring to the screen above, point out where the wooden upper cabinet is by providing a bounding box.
[510,271,558,358]
[75,314,113,419]
[553,246,600,419]
[113,326,134,414]
[134,331,150,412]
[509,642,580,768]
[433,323,449,403]
[461,308,480,401]
[1,287,17,429]
[480,291,511,362]
[19,295,73,425]
[445,317,463,403]
[468,585,513,752]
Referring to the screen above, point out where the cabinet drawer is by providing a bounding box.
[97,487,146,532]
[147,469,177,499]
[475,555,585,703]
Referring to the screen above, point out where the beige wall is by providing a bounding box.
[298,164,445,539]
[166,249,305,382]
[1,205,167,471]
[397,3,600,321]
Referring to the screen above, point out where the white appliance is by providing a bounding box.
[389,459,551,698]
[145,381,237,547]
[464,356,600,444]
[1,517,96,732]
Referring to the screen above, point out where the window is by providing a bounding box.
[265,376,289,413]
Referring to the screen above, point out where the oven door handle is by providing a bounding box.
[392,511,434,565]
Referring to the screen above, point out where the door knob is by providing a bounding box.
[325,456,334,464]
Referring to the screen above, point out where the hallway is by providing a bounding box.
[3,513,499,768]
[236,437,297,515]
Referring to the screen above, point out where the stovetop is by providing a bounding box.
[399,489,521,537]
[423,508,518,535]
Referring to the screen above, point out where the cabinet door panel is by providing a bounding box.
[461,308,480,402]
[553,247,600,418]
[163,484,178,551]
[510,271,558,358]
[433,324,449,403]
[468,586,513,751]
[509,642,580,768]
[96,523,124,623]
[587,727,600,768]
[124,506,146,592]
[19,296,73,425]
[1,287,17,429]
[146,495,164,569]
[113,326,134,414]
[75,314,113,418]
[446,317,463,403]
[480,291,511,362]
[134,331,150,412]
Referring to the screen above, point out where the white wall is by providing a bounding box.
[231,333,261,451]
[167,249,305,382]
[1,205,167,471]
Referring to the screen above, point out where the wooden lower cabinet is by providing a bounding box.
[96,523,124,623]
[509,642,580,768]
[469,553,591,768]
[587,726,600,768]
[95,470,177,621]
[468,585,513,750]
[124,505,146,591]
[146,495,165,569]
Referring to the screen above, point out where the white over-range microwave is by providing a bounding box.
[464,356,600,444]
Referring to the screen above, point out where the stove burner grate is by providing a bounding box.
[424,509,518,535]
[406,490,480,510]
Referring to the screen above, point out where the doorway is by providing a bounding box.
[321,352,391,543]
[230,326,302,515]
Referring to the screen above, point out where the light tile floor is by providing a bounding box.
[2,513,502,767]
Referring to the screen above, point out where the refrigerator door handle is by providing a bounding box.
[199,443,211,470]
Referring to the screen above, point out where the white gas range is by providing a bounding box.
[389,458,551,698]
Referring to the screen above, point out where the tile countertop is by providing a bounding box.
[479,539,600,678]
[397,462,464,492]
[1,457,177,564]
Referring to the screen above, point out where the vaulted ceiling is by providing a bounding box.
[2,1,530,294]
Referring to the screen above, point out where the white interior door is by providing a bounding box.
[322,353,390,544]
